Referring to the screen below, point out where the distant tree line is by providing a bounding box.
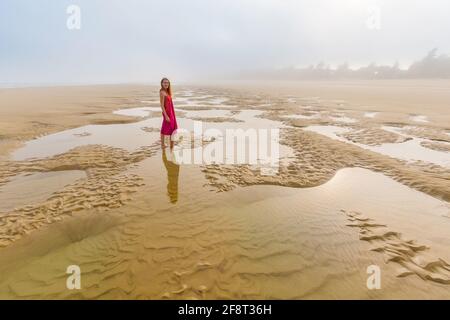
[246,49,450,79]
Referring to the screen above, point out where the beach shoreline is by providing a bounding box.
[0,80,449,299]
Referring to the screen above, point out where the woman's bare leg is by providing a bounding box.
[161,134,166,149]
[169,133,176,149]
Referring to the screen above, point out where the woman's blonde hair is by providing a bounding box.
[160,78,172,97]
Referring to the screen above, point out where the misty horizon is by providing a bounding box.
[1,0,450,85]
[239,48,450,80]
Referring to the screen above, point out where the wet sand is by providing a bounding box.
[0,81,449,299]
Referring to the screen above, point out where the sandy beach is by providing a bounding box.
[0,80,449,299]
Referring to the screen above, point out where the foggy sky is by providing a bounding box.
[1,0,449,85]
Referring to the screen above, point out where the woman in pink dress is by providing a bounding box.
[159,78,178,149]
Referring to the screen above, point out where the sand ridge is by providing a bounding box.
[341,210,450,285]
[202,127,450,202]
[338,127,411,146]
[421,141,450,152]
[0,83,449,299]
[0,143,160,247]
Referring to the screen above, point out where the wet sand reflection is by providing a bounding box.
[162,149,180,203]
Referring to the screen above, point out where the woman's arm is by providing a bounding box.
[160,91,170,122]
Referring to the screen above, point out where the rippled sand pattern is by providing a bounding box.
[0,144,160,247]
[0,84,449,299]
[421,141,450,152]
[342,210,450,284]
[203,128,450,202]
[338,128,410,146]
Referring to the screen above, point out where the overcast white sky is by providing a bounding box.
[1,0,449,84]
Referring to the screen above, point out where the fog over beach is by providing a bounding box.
[0,1,449,300]
[1,0,450,85]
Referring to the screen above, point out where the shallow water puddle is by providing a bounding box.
[169,109,295,169]
[1,166,449,299]
[208,97,229,105]
[364,112,378,118]
[3,89,450,299]
[114,106,234,119]
[182,109,233,118]
[175,93,237,109]
[282,113,319,120]
[305,125,450,167]
[11,120,162,160]
[231,110,290,129]
[286,97,297,103]
[372,138,450,167]
[0,170,86,212]
[381,126,450,167]
[304,125,350,141]
[410,115,429,123]
[139,99,160,104]
[178,90,194,97]
[113,106,161,117]
[11,106,288,162]
[178,103,238,109]
[330,115,358,123]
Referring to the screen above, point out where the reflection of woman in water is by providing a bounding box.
[160,78,178,149]
[162,149,180,204]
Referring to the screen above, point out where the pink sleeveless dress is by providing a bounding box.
[160,94,178,135]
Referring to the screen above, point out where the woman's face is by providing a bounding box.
[162,79,170,89]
